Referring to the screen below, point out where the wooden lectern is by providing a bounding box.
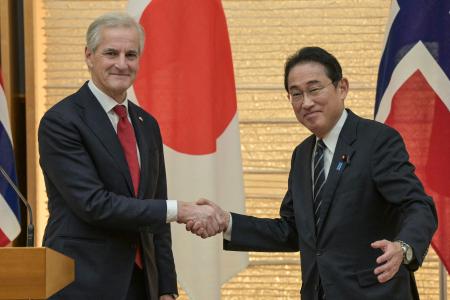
[0,247,74,300]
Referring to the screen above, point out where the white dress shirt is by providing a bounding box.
[88,81,177,223]
[312,109,348,180]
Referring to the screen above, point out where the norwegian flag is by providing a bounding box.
[127,1,248,298]
[375,0,450,273]
[0,69,21,246]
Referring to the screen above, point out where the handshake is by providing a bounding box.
[177,199,230,239]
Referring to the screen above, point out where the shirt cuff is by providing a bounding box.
[166,200,178,223]
[223,212,233,241]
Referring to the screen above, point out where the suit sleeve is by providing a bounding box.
[224,149,299,252]
[38,109,167,231]
[371,126,437,269]
[150,122,178,295]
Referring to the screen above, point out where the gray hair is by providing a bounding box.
[86,12,145,53]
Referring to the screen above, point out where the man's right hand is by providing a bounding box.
[177,199,229,238]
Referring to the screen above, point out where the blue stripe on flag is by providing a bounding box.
[0,121,21,220]
[374,0,450,116]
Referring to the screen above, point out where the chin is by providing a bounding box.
[305,123,322,135]
[111,83,131,92]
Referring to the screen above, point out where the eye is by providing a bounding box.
[103,50,117,57]
[308,87,322,95]
[126,52,138,60]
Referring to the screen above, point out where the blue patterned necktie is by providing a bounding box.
[313,139,326,230]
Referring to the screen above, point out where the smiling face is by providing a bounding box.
[287,62,348,138]
[85,26,140,103]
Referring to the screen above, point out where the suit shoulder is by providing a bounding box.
[355,114,400,138]
[41,92,81,124]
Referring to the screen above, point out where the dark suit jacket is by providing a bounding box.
[38,82,177,300]
[225,109,437,300]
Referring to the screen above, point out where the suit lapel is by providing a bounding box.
[75,83,135,196]
[317,110,358,236]
[128,103,150,199]
[295,136,317,246]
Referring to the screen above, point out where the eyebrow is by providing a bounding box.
[289,80,322,91]
[101,48,118,53]
[101,48,138,53]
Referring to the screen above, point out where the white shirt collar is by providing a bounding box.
[88,80,129,114]
[319,109,348,153]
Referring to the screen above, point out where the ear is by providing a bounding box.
[85,46,93,69]
[338,78,349,101]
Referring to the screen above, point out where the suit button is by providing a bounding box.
[316,250,322,256]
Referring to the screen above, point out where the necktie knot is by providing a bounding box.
[316,139,325,151]
[113,105,128,119]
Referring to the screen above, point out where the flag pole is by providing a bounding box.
[440,261,447,300]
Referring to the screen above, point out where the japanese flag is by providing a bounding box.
[127,0,248,298]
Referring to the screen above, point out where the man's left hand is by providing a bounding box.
[160,295,175,300]
[371,239,403,283]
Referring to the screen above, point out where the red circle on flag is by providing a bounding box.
[134,0,237,155]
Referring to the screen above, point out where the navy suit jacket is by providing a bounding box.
[225,109,437,300]
[38,82,177,299]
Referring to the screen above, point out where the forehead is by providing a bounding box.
[287,62,328,89]
[97,26,139,50]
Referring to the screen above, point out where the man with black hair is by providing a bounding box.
[213,47,437,300]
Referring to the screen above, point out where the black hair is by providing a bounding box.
[284,46,342,92]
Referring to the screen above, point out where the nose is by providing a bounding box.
[114,54,127,69]
[302,93,314,108]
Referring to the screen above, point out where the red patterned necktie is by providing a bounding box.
[113,104,143,268]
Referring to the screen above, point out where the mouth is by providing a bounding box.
[110,73,130,77]
[303,111,321,118]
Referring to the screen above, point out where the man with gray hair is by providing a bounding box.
[39,12,227,300]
